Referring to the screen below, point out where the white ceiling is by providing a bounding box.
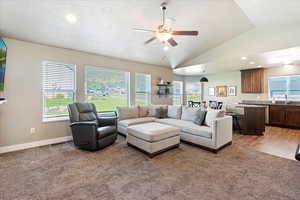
[235,0,300,26]
[174,0,300,75]
[174,46,300,76]
[0,0,253,68]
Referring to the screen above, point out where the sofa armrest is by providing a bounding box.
[98,117,117,127]
[70,121,97,127]
[211,116,233,148]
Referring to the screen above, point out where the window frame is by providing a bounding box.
[268,75,300,100]
[172,81,183,105]
[42,61,77,122]
[135,72,151,106]
[84,66,131,112]
[185,81,201,102]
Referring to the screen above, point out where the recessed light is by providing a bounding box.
[241,57,247,60]
[249,61,255,65]
[66,14,77,23]
[163,46,169,51]
[257,65,262,68]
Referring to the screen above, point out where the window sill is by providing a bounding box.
[43,116,69,123]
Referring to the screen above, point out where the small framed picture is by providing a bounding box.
[216,86,227,97]
[228,86,237,96]
[209,87,215,96]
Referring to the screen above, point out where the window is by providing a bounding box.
[85,66,130,111]
[135,73,151,105]
[185,82,201,102]
[269,75,300,99]
[42,61,76,120]
[173,81,183,105]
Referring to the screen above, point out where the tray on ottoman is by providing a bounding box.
[127,122,180,157]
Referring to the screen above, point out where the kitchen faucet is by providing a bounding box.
[284,94,288,104]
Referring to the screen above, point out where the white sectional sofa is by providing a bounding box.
[117,105,233,153]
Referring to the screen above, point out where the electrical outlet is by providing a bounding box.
[30,128,36,134]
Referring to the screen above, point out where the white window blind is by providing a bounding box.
[173,81,183,105]
[42,61,76,119]
[135,73,151,105]
[269,75,300,99]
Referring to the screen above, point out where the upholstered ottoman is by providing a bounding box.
[127,122,180,157]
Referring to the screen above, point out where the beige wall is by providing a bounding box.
[0,38,173,147]
[184,65,300,104]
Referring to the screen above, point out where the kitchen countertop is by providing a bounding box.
[236,104,268,108]
[240,100,300,107]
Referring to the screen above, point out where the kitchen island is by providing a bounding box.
[236,104,267,135]
[241,100,300,128]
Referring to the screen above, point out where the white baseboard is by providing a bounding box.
[0,136,73,154]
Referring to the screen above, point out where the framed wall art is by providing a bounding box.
[216,86,227,97]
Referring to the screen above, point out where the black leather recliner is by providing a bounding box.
[68,102,117,151]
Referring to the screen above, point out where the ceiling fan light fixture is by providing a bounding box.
[163,45,169,51]
[157,32,172,42]
[135,2,198,47]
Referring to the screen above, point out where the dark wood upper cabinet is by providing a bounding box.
[241,68,264,93]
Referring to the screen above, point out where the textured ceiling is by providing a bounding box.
[0,0,253,68]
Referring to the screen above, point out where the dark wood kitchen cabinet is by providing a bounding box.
[269,105,287,125]
[241,68,264,93]
[285,106,300,127]
[269,105,300,128]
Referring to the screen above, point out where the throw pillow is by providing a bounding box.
[193,110,207,125]
[148,105,167,117]
[138,106,149,117]
[181,106,201,121]
[155,107,168,119]
[167,105,182,119]
[204,110,225,127]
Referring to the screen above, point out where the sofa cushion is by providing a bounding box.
[181,106,201,121]
[155,118,186,129]
[117,106,139,120]
[182,125,212,139]
[139,106,149,117]
[205,110,225,127]
[156,118,212,139]
[148,105,168,117]
[167,105,182,119]
[193,110,207,125]
[127,122,180,142]
[118,117,156,127]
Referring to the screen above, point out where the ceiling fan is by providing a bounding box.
[133,2,199,48]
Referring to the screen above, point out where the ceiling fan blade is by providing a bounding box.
[172,31,198,36]
[133,28,156,33]
[167,38,178,47]
[144,37,157,44]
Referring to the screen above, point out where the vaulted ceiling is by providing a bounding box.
[0,0,252,67]
[176,0,300,75]
[0,0,299,71]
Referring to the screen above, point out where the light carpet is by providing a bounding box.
[0,136,299,200]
